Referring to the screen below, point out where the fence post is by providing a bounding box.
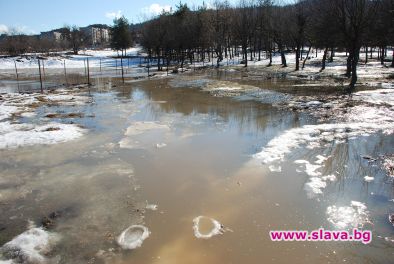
[84,58,87,78]
[14,60,20,93]
[87,58,90,85]
[38,59,43,93]
[42,60,46,81]
[121,56,124,84]
[64,60,67,86]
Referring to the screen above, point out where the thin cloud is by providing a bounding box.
[142,3,171,15]
[105,10,122,19]
[0,24,36,35]
[0,24,9,34]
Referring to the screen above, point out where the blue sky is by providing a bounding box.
[0,0,216,35]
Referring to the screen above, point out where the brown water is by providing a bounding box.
[0,71,393,264]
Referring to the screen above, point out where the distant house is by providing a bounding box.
[80,24,110,47]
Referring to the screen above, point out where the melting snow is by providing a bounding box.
[0,223,59,263]
[326,201,370,229]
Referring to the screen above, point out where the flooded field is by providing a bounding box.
[0,70,393,264]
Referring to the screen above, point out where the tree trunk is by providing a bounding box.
[345,49,353,77]
[280,50,287,67]
[295,44,300,71]
[365,46,368,64]
[278,43,286,67]
[391,50,394,67]
[243,46,248,67]
[380,46,385,65]
[329,47,334,62]
[320,47,328,72]
[348,47,360,93]
[302,46,312,69]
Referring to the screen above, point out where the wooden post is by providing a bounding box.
[84,59,87,77]
[87,58,90,85]
[14,60,20,93]
[121,56,125,83]
[64,60,67,85]
[99,58,102,73]
[42,60,46,81]
[147,57,150,77]
[115,59,118,75]
[38,59,43,93]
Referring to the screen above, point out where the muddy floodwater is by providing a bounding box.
[0,70,394,264]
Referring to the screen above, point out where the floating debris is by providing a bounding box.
[192,216,231,239]
[117,225,150,250]
[145,201,158,211]
[156,143,167,148]
[389,214,394,226]
[364,176,375,182]
[383,155,394,177]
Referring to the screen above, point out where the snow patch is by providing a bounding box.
[0,122,85,149]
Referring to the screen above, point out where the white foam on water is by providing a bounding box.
[0,225,59,263]
[326,201,370,229]
[192,216,225,239]
[117,225,150,250]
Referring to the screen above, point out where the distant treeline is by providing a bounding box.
[1,0,393,91]
[139,0,393,91]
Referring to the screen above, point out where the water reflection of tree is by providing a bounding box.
[122,78,297,137]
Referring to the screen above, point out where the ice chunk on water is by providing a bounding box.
[145,201,158,211]
[123,122,170,136]
[304,177,327,198]
[156,143,167,148]
[117,225,150,250]
[364,176,374,182]
[268,165,281,172]
[193,216,229,239]
[326,201,369,229]
[294,160,322,177]
[0,224,59,263]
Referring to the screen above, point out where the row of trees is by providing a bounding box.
[139,0,394,91]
